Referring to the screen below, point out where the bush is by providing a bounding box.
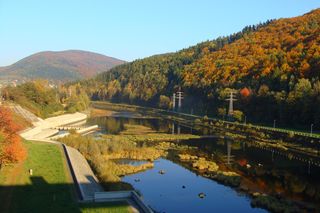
[288,131,295,138]
[158,95,171,109]
[233,110,244,122]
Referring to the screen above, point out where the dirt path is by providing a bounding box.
[0,160,25,212]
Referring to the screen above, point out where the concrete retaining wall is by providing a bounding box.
[94,191,132,200]
[77,125,99,134]
[94,191,153,213]
[21,112,87,139]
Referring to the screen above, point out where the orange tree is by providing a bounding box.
[0,107,26,168]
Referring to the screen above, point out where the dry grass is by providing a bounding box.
[90,108,116,117]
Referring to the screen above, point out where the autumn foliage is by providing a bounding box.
[0,107,26,167]
[77,9,320,127]
[240,88,250,97]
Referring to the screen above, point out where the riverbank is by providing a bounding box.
[92,101,320,138]
[91,101,320,161]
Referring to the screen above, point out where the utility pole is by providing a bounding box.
[273,120,276,129]
[311,124,314,136]
[226,91,237,116]
[176,90,183,112]
[172,93,176,111]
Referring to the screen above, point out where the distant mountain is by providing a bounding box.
[0,50,125,82]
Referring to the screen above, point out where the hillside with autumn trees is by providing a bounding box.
[2,80,90,118]
[76,9,320,128]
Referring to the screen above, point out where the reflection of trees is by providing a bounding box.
[180,137,320,202]
[104,117,123,134]
[92,117,171,134]
[231,141,242,150]
[158,122,170,133]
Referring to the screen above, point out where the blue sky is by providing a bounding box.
[0,0,319,66]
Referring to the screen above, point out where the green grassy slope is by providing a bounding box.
[0,141,130,213]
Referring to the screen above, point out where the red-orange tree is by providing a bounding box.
[0,107,26,168]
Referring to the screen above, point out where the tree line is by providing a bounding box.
[75,9,319,129]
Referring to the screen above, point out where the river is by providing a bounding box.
[87,115,320,212]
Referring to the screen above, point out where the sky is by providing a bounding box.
[0,0,320,66]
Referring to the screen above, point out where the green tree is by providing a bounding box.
[158,95,171,109]
[233,110,244,122]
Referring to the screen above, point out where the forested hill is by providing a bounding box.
[81,9,320,128]
[0,50,125,82]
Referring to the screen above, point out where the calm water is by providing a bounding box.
[113,159,150,166]
[88,115,320,211]
[123,158,266,213]
[87,116,193,135]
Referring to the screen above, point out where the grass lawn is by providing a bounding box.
[0,140,130,213]
[79,202,131,213]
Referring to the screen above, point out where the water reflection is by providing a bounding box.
[179,137,320,203]
[171,122,183,135]
[113,159,150,166]
[90,115,320,207]
[88,116,193,135]
[122,158,267,213]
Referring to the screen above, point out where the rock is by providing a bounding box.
[159,170,165,174]
[239,185,249,192]
[252,192,261,197]
[134,178,140,182]
[198,192,206,198]
[182,185,186,189]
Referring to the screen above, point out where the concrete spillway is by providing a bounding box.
[20,112,87,139]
